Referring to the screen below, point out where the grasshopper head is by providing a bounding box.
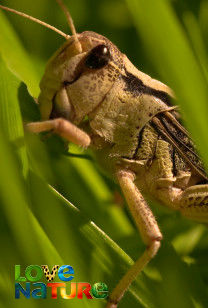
[39,31,124,123]
[0,3,124,125]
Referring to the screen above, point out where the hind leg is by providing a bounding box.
[179,185,208,223]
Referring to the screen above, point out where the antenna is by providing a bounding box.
[56,0,82,53]
[0,4,70,40]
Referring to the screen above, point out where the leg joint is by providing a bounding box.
[147,237,161,258]
[54,118,65,132]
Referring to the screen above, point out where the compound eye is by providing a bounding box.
[85,44,111,69]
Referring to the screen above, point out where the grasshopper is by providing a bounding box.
[1,1,208,307]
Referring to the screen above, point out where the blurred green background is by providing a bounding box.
[0,0,208,307]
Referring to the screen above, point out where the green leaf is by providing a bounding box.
[0,10,39,97]
[0,56,28,175]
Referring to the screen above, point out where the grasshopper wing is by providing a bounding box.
[151,111,208,181]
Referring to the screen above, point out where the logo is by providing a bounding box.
[15,265,108,299]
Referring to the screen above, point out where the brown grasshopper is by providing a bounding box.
[1,1,208,307]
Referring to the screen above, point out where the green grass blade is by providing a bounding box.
[0,10,39,97]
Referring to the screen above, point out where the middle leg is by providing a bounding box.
[106,169,162,308]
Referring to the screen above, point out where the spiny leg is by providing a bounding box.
[26,118,91,148]
[107,169,162,308]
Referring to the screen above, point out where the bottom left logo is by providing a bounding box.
[15,265,108,300]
